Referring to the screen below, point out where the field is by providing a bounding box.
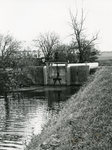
[97,51,112,60]
[97,51,112,66]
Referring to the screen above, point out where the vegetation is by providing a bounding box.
[0,34,21,70]
[33,12,100,63]
[25,66,112,150]
[0,34,21,96]
[33,32,60,61]
[0,34,38,96]
[69,8,99,63]
[0,69,34,96]
[0,70,12,96]
[98,59,112,66]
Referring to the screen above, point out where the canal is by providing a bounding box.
[0,86,80,150]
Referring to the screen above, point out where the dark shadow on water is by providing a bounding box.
[21,86,80,111]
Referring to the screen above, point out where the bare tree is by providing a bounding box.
[34,32,59,61]
[69,7,99,63]
[0,34,21,70]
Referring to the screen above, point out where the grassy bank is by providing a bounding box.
[25,66,112,150]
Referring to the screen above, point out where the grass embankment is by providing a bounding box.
[25,67,112,150]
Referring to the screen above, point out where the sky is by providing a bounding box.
[0,0,112,51]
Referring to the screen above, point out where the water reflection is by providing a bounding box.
[0,86,80,150]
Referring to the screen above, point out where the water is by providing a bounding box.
[0,86,80,150]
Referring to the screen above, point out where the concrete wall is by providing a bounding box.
[36,63,99,85]
[69,65,89,85]
[67,63,99,70]
[43,64,92,85]
[43,65,67,85]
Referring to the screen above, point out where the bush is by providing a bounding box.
[0,71,12,95]
[12,70,34,88]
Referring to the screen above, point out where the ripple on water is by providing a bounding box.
[0,133,24,149]
[0,86,80,149]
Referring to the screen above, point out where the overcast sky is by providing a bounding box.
[0,0,112,51]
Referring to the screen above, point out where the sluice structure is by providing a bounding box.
[40,62,98,85]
